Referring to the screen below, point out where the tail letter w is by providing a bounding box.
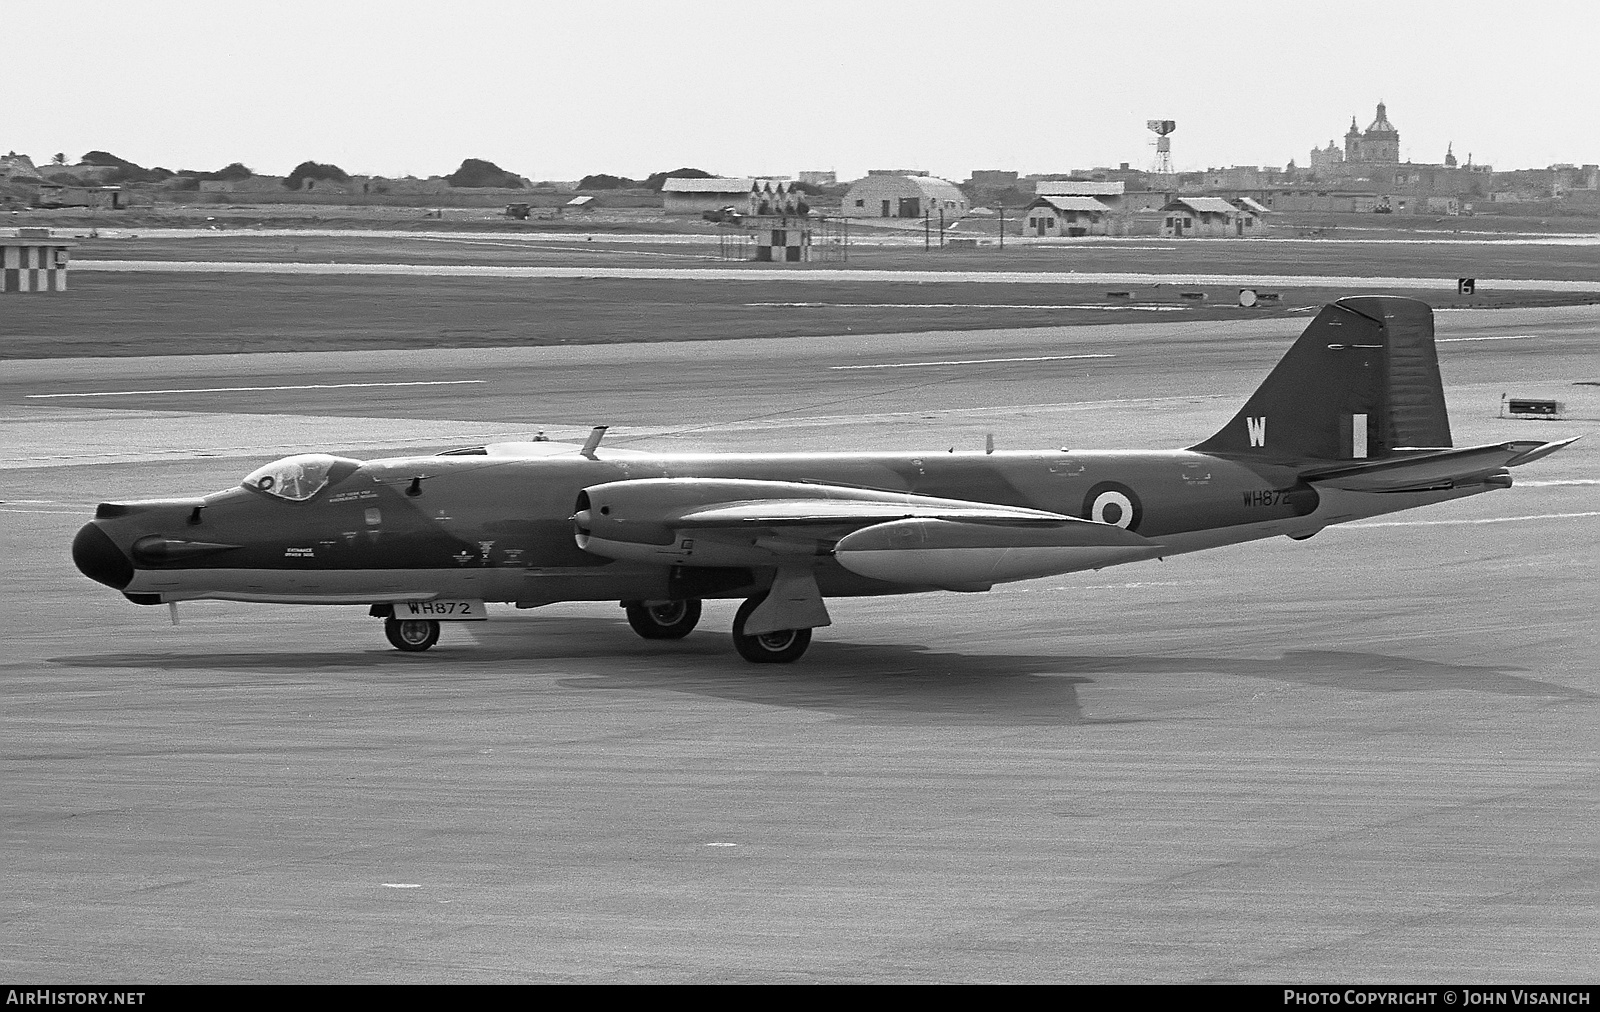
[1246,416,1267,447]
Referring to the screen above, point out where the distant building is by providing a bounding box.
[969,169,1019,187]
[1345,102,1400,164]
[661,177,761,215]
[840,172,967,218]
[1032,179,1156,214]
[1035,179,1124,197]
[1021,195,1114,236]
[1161,197,1240,237]
[1231,197,1270,230]
[1308,140,1344,174]
[34,184,126,210]
[751,179,806,215]
[660,177,799,215]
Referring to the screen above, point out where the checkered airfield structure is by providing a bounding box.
[753,221,811,262]
[2,238,72,292]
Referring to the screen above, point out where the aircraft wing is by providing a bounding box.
[574,477,1161,588]
[1300,436,1579,492]
[670,497,1076,527]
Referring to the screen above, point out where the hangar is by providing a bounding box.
[841,171,968,219]
[661,177,801,216]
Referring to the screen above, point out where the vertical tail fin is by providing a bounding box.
[1189,296,1451,462]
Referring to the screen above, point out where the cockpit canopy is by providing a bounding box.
[243,454,362,502]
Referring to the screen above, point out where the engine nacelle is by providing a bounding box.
[570,478,1100,571]
[571,479,841,567]
[834,518,1163,590]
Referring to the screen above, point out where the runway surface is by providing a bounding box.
[72,259,1600,292]
[2,308,1597,982]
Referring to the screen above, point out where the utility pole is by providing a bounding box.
[998,203,1005,250]
[923,208,930,251]
[938,207,945,248]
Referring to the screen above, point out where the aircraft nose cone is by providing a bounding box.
[72,522,133,590]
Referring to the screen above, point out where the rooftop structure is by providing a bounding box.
[1035,180,1125,196]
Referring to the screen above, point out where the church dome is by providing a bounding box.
[1366,101,1397,134]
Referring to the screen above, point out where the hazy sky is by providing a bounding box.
[9,0,1596,181]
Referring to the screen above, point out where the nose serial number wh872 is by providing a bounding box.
[393,600,487,620]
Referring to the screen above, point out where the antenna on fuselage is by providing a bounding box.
[580,426,609,460]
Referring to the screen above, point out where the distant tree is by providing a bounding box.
[641,167,713,191]
[283,161,349,190]
[52,152,65,165]
[577,173,637,190]
[77,150,173,184]
[445,158,524,188]
[788,180,824,196]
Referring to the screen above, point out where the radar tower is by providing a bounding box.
[1147,119,1176,174]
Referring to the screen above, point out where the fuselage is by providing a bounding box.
[72,445,1502,608]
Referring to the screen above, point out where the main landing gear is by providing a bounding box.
[621,596,813,663]
[623,599,703,639]
[731,594,811,664]
[384,617,440,652]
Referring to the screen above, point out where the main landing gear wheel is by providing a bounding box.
[731,594,812,664]
[385,617,440,652]
[624,598,703,640]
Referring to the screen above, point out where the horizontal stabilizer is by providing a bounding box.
[1300,437,1579,491]
[834,518,1162,589]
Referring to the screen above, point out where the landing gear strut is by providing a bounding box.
[731,594,811,664]
[385,617,440,652]
[624,598,702,640]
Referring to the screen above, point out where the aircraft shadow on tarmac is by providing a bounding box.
[48,616,1590,727]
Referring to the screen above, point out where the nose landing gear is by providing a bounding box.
[384,617,440,652]
[623,598,703,640]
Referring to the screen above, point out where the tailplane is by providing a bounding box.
[1190,296,1451,463]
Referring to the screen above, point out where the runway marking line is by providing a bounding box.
[750,302,1186,311]
[1340,511,1599,529]
[412,236,711,259]
[1516,479,1598,486]
[27,380,489,399]
[382,883,422,889]
[831,354,1116,370]
[1437,334,1535,342]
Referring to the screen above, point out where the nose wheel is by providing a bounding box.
[385,617,440,652]
[624,598,702,640]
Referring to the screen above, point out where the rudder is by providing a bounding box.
[1189,296,1451,462]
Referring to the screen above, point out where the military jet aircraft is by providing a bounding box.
[72,297,1574,663]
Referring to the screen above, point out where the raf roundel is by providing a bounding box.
[1083,481,1142,531]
